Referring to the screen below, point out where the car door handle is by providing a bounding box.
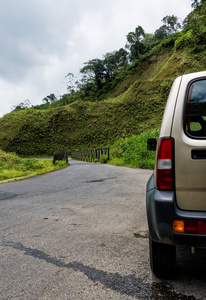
[191,149,206,159]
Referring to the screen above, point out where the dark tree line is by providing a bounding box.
[68,14,183,101]
[73,0,206,102]
[80,48,128,91]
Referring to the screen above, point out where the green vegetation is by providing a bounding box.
[109,128,159,169]
[0,150,68,182]
[1,46,206,159]
[1,1,206,171]
[99,155,109,164]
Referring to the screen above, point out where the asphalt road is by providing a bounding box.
[0,160,206,299]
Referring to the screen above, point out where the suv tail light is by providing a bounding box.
[173,220,206,234]
[156,137,175,190]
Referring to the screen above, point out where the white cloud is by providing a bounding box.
[0,0,192,117]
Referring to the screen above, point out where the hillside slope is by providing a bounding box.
[1,48,206,156]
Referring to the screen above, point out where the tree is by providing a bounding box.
[189,2,206,38]
[65,73,75,94]
[79,48,128,92]
[192,0,200,8]
[125,26,146,61]
[154,15,181,43]
[80,59,106,90]
[175,1,206,50]
[12,99,31,111]
[42,94,57,104]
[143,33,157,51]
[154,25,170,40]
[115,48,128,67]
[191,0,206,9]
[162,15,181,34]
[103,48,128,81]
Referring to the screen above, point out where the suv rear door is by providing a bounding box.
[172,72,206,211]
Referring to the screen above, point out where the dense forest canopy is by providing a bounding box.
[12,0,206,112]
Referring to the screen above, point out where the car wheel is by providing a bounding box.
[149,236,176,279]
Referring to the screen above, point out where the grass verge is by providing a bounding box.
[0,150,69,182]
[0,126,158,183]
[108,127,159,169]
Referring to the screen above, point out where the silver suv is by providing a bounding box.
[147,71,206,278]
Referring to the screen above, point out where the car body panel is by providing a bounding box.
[147,174,206,247]
[171,72,206,211]
[147,71,206,250]
[154,76,182,185]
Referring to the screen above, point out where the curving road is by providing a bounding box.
[0,160,206,299]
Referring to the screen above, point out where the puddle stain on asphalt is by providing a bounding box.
[0,241,197,299]
[0,192,17,201]
[85,177,118,183]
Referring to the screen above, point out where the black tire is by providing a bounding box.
[149,236,176,279]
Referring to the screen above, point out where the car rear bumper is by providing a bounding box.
[146,174,206,247]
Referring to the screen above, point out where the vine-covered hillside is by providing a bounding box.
[1,47,206,156]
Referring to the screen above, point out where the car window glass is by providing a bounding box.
[185,79,206,138]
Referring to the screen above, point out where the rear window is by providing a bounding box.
[185,79,206,138]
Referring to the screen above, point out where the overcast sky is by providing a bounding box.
[0,0,192,117]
